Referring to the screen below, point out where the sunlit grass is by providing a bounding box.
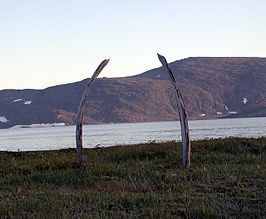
[1,137,266,217]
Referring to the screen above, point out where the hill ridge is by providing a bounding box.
[0,57,265,128]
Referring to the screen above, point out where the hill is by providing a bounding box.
[0,57,266,128]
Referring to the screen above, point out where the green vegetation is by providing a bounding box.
[1,137,266,218]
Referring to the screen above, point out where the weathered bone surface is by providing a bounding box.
[76,59,109,171]
[157,53,191,168]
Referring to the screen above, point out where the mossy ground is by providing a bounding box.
[1,137,266,218]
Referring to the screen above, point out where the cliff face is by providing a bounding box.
[1,57,266,128]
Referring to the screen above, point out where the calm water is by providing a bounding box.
[0,117,266,151]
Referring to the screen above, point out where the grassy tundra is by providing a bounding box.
[1,137,266,218]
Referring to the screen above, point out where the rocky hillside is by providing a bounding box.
[0,57,265,128]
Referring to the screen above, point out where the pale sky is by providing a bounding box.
[1,0,266,89]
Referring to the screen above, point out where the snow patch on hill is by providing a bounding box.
[24,101,32,105]
[242,97,248,104]
[12,99,24,102]
[229,111,238,114]
[0,116,8,123]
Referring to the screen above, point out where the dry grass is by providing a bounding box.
[1,137,266,218]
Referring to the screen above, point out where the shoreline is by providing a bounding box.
[1,136,266,153]
[2,115,266,130]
